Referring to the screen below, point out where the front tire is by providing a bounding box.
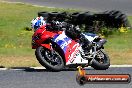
[35,46,64,71]
[91,50,110,70]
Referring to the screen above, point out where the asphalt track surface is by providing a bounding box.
[3,0,132,15]
[0,67,132,88]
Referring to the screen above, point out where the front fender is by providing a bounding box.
[41,44,51,50]
[41,41,66,64]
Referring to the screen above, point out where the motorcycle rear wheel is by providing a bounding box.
[35,46,64,71]
[91,50,110,70]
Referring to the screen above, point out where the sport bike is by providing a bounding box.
[32,25,110,71]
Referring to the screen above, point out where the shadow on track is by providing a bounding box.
[9,67,94,72]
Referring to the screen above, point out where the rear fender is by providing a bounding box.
[83,33,99,42]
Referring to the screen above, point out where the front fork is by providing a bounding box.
[41,41,55,56]
[49,43,55,55]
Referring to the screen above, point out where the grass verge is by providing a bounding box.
[105,30,132,65]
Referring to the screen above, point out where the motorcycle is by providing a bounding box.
[32,23,110,71]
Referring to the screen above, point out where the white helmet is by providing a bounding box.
[31,16,46,31]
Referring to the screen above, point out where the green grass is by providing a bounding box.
[0,2,77,67]
[128,16,132,25]
[0,2,132,67]
[0,2,76,56]
[105,30,132,65]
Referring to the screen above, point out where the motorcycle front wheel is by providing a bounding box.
[91,50,110,70]
[35,46,64,71]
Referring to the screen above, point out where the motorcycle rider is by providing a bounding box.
[31,16,46,32]
[65,24,92,51]
[31,16,92,51]
[31,16,65,31]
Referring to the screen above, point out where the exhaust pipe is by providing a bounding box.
[97,39,107,49]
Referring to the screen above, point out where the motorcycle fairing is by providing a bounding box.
[52,31,88,65]
[52,32,72,53]
[32,26,60,49]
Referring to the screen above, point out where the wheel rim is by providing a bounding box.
[95,50,106,64]
[40,47,63,67]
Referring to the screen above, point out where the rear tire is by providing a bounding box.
[91,50,110,70]
[35,46,64,71]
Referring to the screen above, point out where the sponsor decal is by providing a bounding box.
[76,66,131,85]
[67,43,79,63]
